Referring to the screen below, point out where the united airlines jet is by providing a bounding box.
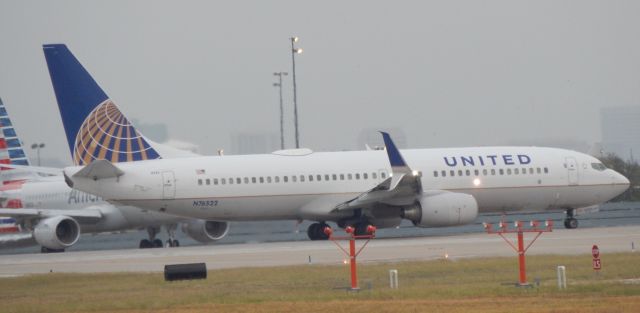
[44,44,630,241]
[0,93,229,253]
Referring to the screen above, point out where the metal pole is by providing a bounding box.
[290,37,300,149]
[517,231,527,285]
[273,72,287,150]
[349,237,358,290]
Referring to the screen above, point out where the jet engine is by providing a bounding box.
[181,220,229,243]
[403,192,478,227]
[33,216,81,250]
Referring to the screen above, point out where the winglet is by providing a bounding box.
[380,131,407,167]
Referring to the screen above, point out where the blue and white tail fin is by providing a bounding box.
[43,44,162,166]
[0,98,29,167]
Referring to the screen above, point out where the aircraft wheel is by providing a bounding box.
[567,218,578,229]
[152,239,163,248]
[307,223,329,240]
[41,247,65,253]
[139,239,152,249]
[173,240,180,247]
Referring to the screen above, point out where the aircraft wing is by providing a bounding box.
[0,208,103,223]
[333,132,423,212]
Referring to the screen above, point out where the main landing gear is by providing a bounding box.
[139,226,164,248]
[307,222,330,240]
[564,209,578,229]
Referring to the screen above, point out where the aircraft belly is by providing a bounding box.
[460,185,609,213]
[131,195,320,221]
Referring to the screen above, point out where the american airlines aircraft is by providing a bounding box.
[44,44,630,241]
[0,94,229,253]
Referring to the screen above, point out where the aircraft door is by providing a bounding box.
[161,171,176,199]
[565,157,578,186]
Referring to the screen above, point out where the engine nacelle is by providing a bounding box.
[403,192,478,227]
[33,216,81,250]
[181,220,229,243]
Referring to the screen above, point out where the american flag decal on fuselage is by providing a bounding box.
[73,100,160,165]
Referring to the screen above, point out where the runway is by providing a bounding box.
[0,225,638,276]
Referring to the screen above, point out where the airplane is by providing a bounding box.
[43,44,630,241]
[0,99,229,253]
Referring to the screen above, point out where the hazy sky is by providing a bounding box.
[1,1,639,165]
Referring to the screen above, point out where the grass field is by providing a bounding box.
[1,253,639,312]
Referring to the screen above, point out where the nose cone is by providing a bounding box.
[611,170,630,195]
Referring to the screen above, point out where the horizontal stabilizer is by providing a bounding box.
[72,159,124,180]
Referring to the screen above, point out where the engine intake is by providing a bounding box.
[33,216,81,250]
[403,192,478,227]
[181,220,229,243]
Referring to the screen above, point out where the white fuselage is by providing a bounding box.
[16,176,185,233]
[65,146,630,223]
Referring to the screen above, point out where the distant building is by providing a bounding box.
[357,127,407,150]
[230,132,279,155]
[600,106,640,160]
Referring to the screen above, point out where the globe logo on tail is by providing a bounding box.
[73,100,160,165]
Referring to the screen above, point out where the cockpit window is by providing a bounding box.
[591,163,607,171]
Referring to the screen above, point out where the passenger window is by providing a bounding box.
[514,168,519,175]
[267,176,272,183]
[244,177,249,184]
[229,178,234,184]
[522,168,527,174]
[536,168,541,174]
[332,174,337,180]
[363,173,368,179]
[325,174,330,181]
[275,176,280,183]
[284,176,288,183]
[300,175,305,182]
[259,177,264,183]
[529,168,534,174]
[348,174,353,180]
[482,169,488,175]
[340,174,344,180]
[221,178,226,184]
[355,173,360,180]
[381,172,387,179]
[450,170,455,176]
[372,173,377,179]
[198,179,203,186]
[206,179,211,185]
[499,169,504,175]
[442,170,446,177]
[309,175,313,182]
[491,169,495,175]
[458,170,463,176]
[474,169,479,176]
[434,171,439,177]
[465,170,470,176]
[236,178,241,184]
[292,176,297,182]
[317,175,322,181]
[507,169,512,175]
[214,178,219,185]
[544,167,549,174]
